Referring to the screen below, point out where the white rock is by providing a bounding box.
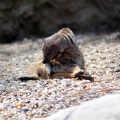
[32,94,120,120]
[0,116,4,120]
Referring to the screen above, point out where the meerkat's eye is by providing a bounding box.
[57,54,62,58]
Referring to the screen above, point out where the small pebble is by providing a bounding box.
[32,88,38,92]
[0,103,5,110]
[22,107,29,111]
[35,83,41,87]
[20,82,27,86]
[62,79,71,86]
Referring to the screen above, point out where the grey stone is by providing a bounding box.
[22,107,29,111]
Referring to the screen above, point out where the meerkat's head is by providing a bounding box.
[42,28,75,64]
[42,40,59,63]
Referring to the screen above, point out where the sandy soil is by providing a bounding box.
[0,32,120,120]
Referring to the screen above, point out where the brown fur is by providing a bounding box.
[19,28,94,81]
[42,28,85,70]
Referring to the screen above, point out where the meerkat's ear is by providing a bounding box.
[42,43,44,51]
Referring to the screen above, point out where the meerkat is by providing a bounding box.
[19,28,94,81]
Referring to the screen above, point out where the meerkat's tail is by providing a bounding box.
[18,76,40,81]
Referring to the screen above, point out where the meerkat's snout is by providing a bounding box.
[42,58,50,64]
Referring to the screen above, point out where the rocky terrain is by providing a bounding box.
[0,32,120,120]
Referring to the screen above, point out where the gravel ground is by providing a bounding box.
[0,32,120,120]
